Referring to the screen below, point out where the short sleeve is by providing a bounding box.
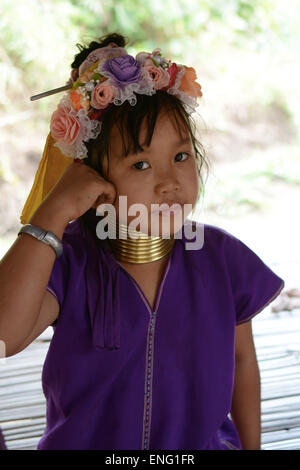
[226,235,285,325]
[46,238,71,327]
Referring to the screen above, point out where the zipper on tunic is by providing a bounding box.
[142,310,157,450]
[115,256,173,450]
[119,264,171,449]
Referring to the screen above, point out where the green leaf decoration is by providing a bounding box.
[92,73,102,81]
[73,81,85,89]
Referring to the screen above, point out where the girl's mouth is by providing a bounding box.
[151,202,183,215]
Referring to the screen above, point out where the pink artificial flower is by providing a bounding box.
[50,103,81,145]
[136,52,151,65]
[91,81,116,109]
[143,64,170,90]
[143,57,154,67]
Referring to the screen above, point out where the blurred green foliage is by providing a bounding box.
[0,0,297,111]
[0,0,299,221]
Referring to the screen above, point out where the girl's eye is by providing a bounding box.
[175,152,189,162]
[132,152,189,171]
[132,161,150,171]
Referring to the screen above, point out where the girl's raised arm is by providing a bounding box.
[0,203,67,357]
[0,162,116,357]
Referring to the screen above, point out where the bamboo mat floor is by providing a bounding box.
[1,307,300,450]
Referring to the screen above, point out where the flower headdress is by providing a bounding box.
[49,42,203,160]
[20,42,203,225]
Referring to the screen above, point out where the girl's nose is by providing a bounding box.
[155,172,181,195]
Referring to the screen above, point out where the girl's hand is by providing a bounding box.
[39,161,117,226]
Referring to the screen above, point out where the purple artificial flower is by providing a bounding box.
[102,55,141,87]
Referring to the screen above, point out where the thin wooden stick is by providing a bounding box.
[30,84,72,101]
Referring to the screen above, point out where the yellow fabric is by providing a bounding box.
[20,133,73,225]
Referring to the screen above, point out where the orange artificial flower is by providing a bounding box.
[70,89,90,111]
[179,66,202,98]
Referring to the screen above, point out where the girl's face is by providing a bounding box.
[101,111,200,237]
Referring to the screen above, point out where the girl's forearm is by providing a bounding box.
[230,357,261,450]
[0,205,66,357]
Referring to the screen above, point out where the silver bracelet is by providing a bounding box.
[18,224,63,258]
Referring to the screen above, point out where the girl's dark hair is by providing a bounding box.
[74,33,210,236]
[71,33,129,69]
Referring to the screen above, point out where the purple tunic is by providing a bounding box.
[38,216,284,450]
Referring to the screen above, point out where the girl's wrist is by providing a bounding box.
[28,203,67,240]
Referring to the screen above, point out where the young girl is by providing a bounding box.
[0,33,284,450]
